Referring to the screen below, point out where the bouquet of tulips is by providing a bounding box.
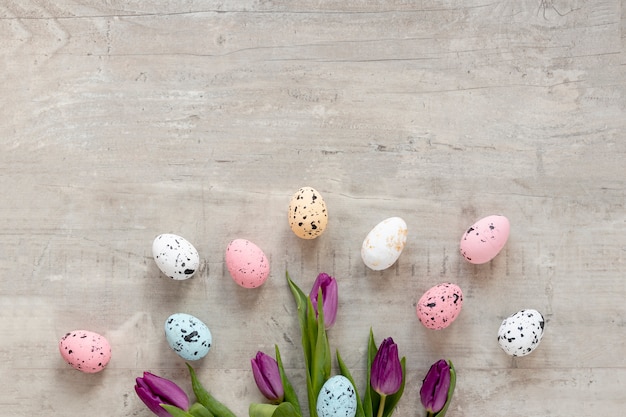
[134,272,456,417]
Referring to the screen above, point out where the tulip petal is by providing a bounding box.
[420,360,452,415]
[135,384,173,417]
[370,338,402,396]
[142,372,190,411]
[309,273,338,329]
[433,361,456,417]
[251,352,284,402]
[431,362,450,412]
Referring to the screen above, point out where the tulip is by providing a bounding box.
[370,337,402,396]
[309,272,338,329]
[135,372,190,417]
[251,351,284,403]
[370,337,403,417]
[420,360,454,417]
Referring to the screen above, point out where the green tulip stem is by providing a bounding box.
[377,395,387,417]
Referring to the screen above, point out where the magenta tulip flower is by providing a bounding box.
[135,372,190,417]
[370,337,402,396]
[251,351,284,403]
[420,360,452,416]
[309,272,338,329]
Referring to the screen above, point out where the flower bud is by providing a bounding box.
[251,351,285,403]
[309,273,338,329]
[419,360,451,414]
[370,337,402,396]
[135,372,190,417]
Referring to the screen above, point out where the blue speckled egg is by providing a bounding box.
[164,313,212,360]
[316,375,357,417]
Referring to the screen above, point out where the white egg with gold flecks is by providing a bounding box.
[361,217,408,271]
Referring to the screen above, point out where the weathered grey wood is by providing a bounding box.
[0,1,624,416]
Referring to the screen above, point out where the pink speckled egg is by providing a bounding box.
[416,283,464,330]
[225,239,270,288]
[59,330,111,373]
[460,215,510,264]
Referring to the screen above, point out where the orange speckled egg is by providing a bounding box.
[288,187,328,239]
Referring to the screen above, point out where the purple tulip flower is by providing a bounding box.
[251,351,284,403]
[309,273,338,329]
[370,337,402,396]
[135,372,190,417]
[420,360,451,414]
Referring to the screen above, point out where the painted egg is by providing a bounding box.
[164,313,212,361]
[416,283,464,330]
[225,239,270,288]
[460,215,510,264]
[316,375,357,417]
[59,330,111,373]
[361,217,408,271]
[152,233,200,280]
[498,309,545,356]
[288,187,328,239]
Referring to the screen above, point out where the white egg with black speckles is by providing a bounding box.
[316,375,357,417]
[164,313,212,360]
[497,309,545,357]
[152,233,200,280]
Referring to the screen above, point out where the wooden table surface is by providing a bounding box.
[1,1,624,416]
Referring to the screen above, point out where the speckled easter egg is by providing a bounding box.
[361,217,408,271]
[460,215,510,264]
[164,313,212,361]
[59,330,111,373]
[288,187,328,239]
[498,309,545,357]
[225,239,270,288]
[316,375,357,417]
[152,233,200,280]
[416,283,464,330]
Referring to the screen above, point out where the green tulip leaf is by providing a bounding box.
[161,404,196,417]
[309,289,332,417]
[186,363,237,417]
[315,288,331,381]
[306,296,319,371]
[275,345,302,416]
[249,403,278,417]
[433,360,456,417]
[287,272,319,417]
[272,402,301,417]
[287,272,312,370]
[337,349,365,417]
[363,329,379,417]
[382,357,406,417]
[189,402,215,417]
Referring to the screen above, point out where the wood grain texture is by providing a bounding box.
[0,1,624,416]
